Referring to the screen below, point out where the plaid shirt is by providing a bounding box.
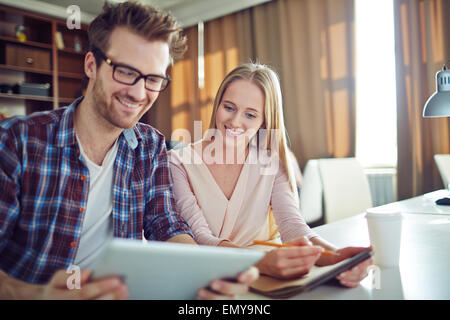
[0,97,192,284]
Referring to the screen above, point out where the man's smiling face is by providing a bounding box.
[89,26,170,129]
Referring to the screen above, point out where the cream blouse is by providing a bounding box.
[168,142,317,247]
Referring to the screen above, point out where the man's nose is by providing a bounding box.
[127,78,147,101]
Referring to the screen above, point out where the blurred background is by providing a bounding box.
[0,0,449,222]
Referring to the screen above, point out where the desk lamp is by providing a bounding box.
[423,60,450,117]
[423,60,450,203]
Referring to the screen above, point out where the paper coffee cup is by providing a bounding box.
[365,208,402,267]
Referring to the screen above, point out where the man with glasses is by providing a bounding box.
[94,46,171,93]
[0,2,257,299]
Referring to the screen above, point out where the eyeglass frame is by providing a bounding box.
[92,46,171,92]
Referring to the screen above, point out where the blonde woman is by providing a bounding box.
[169,63,372,285]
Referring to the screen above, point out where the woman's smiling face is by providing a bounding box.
[215,79,265,148]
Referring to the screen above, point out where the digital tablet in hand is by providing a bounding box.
[91,238,264,300]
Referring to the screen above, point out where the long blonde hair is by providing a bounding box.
[208,63,297,193]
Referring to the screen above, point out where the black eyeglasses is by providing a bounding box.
[94,47,171,92]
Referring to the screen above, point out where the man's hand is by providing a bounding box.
[37,269,129,300]
[0,269,128,300]
[196,266,259,300]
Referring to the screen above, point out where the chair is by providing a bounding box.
[300,158,373,224]
[434,154,450,189]
[318,158,373,223]
[299,160,323,224]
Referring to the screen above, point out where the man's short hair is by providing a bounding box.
[88,1,187,66]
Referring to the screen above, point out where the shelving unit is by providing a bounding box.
[0,35,53,49]
[0,92,54,102]
[0,63,53,75]
[0,4,88,116]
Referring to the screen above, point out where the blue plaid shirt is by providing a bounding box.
[0,97,193,284]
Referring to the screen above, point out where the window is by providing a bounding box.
[355,0,397,168]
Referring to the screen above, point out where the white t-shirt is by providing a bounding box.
[74,136,119,269]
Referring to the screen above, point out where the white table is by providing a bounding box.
[378,189,450,215]
[243,190,450,300]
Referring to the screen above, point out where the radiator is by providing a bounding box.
[365,168,397,207]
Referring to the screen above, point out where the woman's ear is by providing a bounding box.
[84,51,97,80]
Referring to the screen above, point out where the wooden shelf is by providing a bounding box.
[0,4,87,113]
[0,92,54,102]
[0,63,53,75]
[56,21,88,31]
[0,93,76,104]
[0,35,52,50]
[58,97,76,103]
[58,71,84,79]
[58,48,86,56]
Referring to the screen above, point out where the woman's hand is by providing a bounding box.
[317,246,373,288]
[255,237,323,279]
[335,247,373,288]
[196,266,259,300]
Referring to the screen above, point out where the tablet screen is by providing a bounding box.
[91,238,264,299]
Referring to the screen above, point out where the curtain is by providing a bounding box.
[145,26,198,139]
[146,0,356,170]
[235,0,356,169]
[394,0,450,199]
[145,16,239,142]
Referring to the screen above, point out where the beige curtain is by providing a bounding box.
[146,17,239,140]
[394,0,450,200]
[146,0,356,170]
[236,0,356,168]
[145,26,197,138]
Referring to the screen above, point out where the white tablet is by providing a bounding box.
[91,238,264,300]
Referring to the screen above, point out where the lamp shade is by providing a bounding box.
[423,61,450,118]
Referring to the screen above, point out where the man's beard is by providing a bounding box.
[92,78,142,129]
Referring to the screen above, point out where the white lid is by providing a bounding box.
[365,207,402,220]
